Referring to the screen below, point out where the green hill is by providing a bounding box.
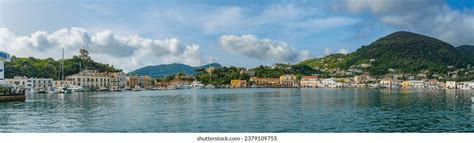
[5,55,121,80]
[129,63,222,77]
[457,45,474,64]
[300,31,470,75]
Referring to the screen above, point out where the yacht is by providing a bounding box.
[205,84,215,89]
[132,86,143,91]
[46,87,59,94]
[97,87,109,91]
[191,80,205,89]
[67,85,87,92]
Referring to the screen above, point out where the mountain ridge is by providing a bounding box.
[129,63,222,77]
[299,31,471,76]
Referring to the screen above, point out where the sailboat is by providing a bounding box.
[55,47,69,93]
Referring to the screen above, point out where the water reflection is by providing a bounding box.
[0,88,473,132]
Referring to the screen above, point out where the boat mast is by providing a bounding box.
[61,47,64,82]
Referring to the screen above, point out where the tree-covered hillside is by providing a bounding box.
[299,31,470,76]
[457,45,474,64]
[5,50,121,80]
[129,63,222,77]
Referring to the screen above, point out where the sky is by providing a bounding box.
[1,0,473,72]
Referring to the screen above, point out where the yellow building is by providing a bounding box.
[401,81,410,88]
[250,77,280,87]
[279,74,298,87]
[231,80,247,88]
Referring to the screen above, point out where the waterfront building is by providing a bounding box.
[457,81,474,89]
[300,76,319,88]
[65,70,111,90]
[380,78,393,88]
[0,51,11,85]
[110,72,128,88]
[250,77,280,87]
[401,81,410,88]
[408,80,425,88]
[425,79,442,89]
[53,80,75,88]
[279,74,298,87]
[446,81,457,89]
[230,80,247,88]
[321,78,337,88]
[127,75,152,88]
[6,76,53,89]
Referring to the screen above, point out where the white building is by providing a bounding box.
[65,70,111,89]
[6,76,53,89]
[458,81,474,90]
[300,76,319,88]
[379,79,393,88]
[446,81,457,89]
[110,72,128,88]
[0,51,11,84]
[320,78,336,88]
[409,80,425,88]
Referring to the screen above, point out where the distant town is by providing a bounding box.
[3,64,474,95]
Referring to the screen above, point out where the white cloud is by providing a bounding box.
[338,48,349,54]
[218,34,313,63]
[0,27,206,72]
[324,48,332,56]
[344,0,474,46]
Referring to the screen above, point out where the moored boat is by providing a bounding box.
[67,85,88,92]
[110,86,122,92]
[191,80,205,89]
[0,95,26,102]
[97,87,109,91]
[132,86,143,91]
[205,84,215,89]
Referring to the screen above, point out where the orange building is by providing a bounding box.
[231,80,247,88]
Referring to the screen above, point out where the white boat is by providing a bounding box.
[132,86,143,91]
[97,87,109,91]
[205,84,215,89]
[181,84,192,89]
[46,87,59,94]
[122,86,132,91]
[27,88,39,94]
[110,86,122,92]
[67,85,87,92]
[28,87,46,93]
[471,97,474,103]
[191,80,205,89]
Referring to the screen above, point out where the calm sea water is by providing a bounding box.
[0,88,473,132]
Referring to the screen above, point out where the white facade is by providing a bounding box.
[458,81,474,89]
[65,70,111,89]
[379,79,393,88]
[110,72,128,88]
[0,51,11,84]
[446,81,457,89]
[300,76,319,88]
[409,80,425,88]
[6,76,53,89]
[321,78,336,87]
